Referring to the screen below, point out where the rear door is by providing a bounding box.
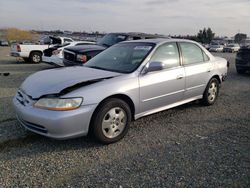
[179,42,213,99]
[139,42,185,113]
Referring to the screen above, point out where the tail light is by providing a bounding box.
[76,54,87,63]
[17,44,21,52]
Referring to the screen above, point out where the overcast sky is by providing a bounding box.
[0,0,249,37]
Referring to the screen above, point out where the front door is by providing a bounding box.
[139,42,185,114]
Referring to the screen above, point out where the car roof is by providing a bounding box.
[120,38,198,45]
[108,32,169,38]
[70,41,95,44]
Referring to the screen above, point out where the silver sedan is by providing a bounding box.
[13,39,228,144]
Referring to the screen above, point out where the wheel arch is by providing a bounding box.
[211,74,221,84]
[203,75,221,96]
[29,50,42,57]
[96,94,135,119]
[88,94,135,135]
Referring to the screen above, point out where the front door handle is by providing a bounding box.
[177,75,184,79]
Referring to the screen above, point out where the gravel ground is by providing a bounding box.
[0,46,249,187]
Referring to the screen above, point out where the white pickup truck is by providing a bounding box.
[10,36,74,63]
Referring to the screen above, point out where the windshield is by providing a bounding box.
[85,42,155,73]
[98,33,128,47]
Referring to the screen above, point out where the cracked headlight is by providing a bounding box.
[34,98,83,111]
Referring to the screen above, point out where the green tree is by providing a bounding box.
[197,29,204,43]
[197,27,215,44]
[207,28,215,44]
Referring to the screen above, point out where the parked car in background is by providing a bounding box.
[63,32,168,66]
[202,44,210,50]
[10,36,74,63]
[42,41,95,66]
[0,40,9,46]
[13,39,228,144]
[235,46,250,74]
[209,44,224,52]
[63,45,106,66]
[240,39,250,47]
[223,43,240,53]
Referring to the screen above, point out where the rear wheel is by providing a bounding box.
[202,78,220,106]
[92,98,131,144]
[30,52,42,63]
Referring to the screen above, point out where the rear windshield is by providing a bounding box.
[98,33,128,47]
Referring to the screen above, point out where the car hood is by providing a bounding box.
[21,66,121,99]
[65,44,106,53]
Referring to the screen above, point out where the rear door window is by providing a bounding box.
[180,42,205,65]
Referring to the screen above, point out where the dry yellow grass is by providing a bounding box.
[4,28,39,42]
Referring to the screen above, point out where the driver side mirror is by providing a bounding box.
[143,61,165,74]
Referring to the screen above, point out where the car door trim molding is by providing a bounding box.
[186,84,205,91]
[136,95,203,120]
[142,89,185,102]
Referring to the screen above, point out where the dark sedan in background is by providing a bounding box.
[63,32,168,66]
[235,46,250,74]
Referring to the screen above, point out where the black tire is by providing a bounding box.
[236,68,246,74]
[30,52,42,63]
[91,98,131,144]
[202,78,220,106]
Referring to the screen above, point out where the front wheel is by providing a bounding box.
[92,98,131,144]
[202,78,220,106]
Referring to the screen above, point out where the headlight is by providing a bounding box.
[34,98,83,111]
[76,54,87,63]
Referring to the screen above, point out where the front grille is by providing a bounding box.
[18,116,48,134]
[64,51,76,62]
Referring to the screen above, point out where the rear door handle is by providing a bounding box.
[177,75,184,79]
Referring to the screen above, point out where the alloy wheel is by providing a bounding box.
[101,107,127,139]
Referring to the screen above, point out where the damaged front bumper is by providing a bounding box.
[13,96,97,139]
